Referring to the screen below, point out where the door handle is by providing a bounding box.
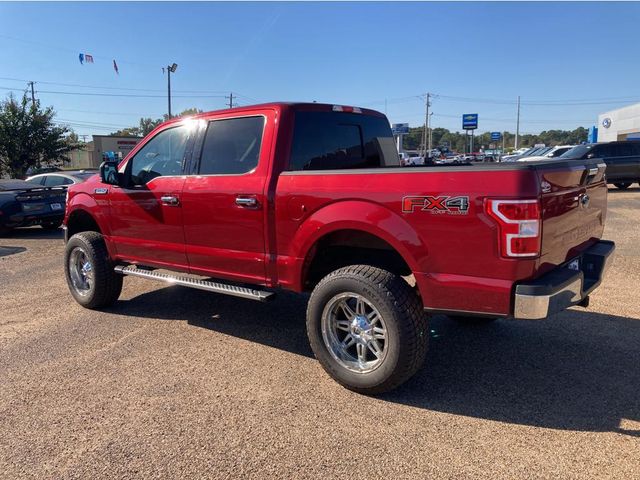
[160,195,180,206]
[235,196,258,208]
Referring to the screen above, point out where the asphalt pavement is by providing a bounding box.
[1,187,639,479]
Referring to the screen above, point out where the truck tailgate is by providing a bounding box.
[537,160,608,269]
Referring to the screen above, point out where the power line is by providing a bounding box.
[0,85,226,99]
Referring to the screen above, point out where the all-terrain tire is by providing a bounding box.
[613,182,631,190]
[64,231,123,309]
[307,265,428,395]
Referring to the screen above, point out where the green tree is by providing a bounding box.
[0,94,78,178]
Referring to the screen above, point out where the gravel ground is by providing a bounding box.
[1,187,639,479]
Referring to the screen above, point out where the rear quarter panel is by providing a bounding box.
[275,166,544,315]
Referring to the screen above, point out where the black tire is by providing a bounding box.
[0,226,12,237]
[307,265,428,395]
[64,231,123,309]
[41,220,62,230]
[448,315,498,325]
[613,182,631,190]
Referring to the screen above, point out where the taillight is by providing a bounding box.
[485,199,541,258]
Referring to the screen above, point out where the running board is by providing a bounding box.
[114,265,275,302]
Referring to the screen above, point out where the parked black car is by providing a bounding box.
[558,141,640,189]
[0,179,66,235]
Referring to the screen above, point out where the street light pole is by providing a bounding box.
[166,63,178,119]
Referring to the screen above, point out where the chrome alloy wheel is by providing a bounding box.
[321,292,388,373]
[68,247,94,296]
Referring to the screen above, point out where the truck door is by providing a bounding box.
[108,123,195,269]
[181,111,274,284]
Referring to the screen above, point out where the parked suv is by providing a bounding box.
[558,141,640,189]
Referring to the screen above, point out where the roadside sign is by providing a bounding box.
[392,123,410,135]
[491,132,501,141]
[462,114,478,130]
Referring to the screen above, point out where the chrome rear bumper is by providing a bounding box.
[513,240,615,320]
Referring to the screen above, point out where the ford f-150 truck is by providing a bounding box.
[63,102,615,394]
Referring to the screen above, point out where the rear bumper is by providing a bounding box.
[3,211,64,228]
[513,240,615,320]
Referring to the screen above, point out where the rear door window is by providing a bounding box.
[198,116,264,175]
[289,111,395,171]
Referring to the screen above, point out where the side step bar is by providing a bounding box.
[114,265,275,302]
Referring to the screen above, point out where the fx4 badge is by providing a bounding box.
[402,196,470,215]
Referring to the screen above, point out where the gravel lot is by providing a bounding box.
[1,187,639,479]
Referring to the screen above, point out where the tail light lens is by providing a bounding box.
[485,199,541,258]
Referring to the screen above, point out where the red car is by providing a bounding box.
[63,103,614,394]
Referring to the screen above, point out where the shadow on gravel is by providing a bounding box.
[111,286,640,436]
[0,246,27,257]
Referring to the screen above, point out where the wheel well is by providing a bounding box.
[66,210,101,238]
[303,230,412,291]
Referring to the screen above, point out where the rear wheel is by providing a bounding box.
[613,182,631,190]
[307,265,428,395]
[64,231,122,309]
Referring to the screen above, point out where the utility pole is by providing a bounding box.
[515,95,521,149]
[226,92,234,108]
[422,93,431,157]
[166,63,178,119]
[28,81,35,106]
[428,111,434,154]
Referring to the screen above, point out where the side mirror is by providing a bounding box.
[100,160,120,186]
[586,153,596,159]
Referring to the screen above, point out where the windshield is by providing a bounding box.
[535,147,553,156]
[558,144,593,160]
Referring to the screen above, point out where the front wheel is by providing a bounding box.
[307,265,428,395]
[613,182,631,190]
[64,231,123,309]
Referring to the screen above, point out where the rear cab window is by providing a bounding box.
[289,111,398,171]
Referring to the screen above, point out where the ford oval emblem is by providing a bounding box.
[602,118,612,128]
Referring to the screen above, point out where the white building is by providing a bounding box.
[598,103,640,142]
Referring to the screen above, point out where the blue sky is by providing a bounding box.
[1,2,640,137]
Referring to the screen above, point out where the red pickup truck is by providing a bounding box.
[63,103,615,394]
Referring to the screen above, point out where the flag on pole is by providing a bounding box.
[113,60,119,74]
[78,53,84,64]
[85,54,94,63]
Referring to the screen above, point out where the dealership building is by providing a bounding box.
[67,135,143,169]
[597,103,640,142]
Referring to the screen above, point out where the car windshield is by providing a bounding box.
[558,145,593,160]
[535,147,553,156]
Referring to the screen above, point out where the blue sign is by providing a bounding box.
[462,113,478,130]
[391,123,410,135]
[491,132,502,141]
[588,126,598,143]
